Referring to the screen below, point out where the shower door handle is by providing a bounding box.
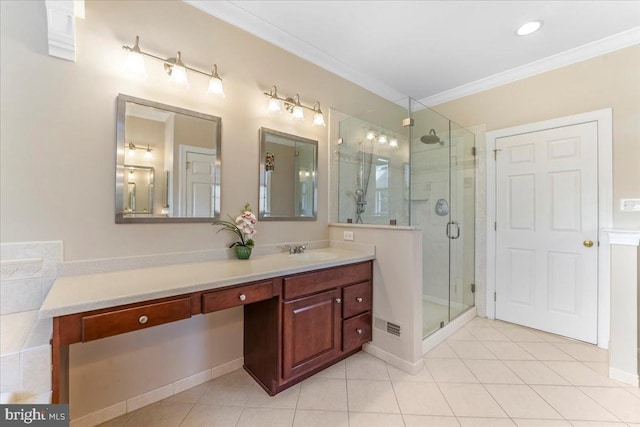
[446,221,461,240]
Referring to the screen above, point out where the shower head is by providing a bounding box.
[420,129,441,145]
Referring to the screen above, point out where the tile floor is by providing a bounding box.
[99,317,640,426]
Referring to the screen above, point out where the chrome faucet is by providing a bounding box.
[284,244,307,254]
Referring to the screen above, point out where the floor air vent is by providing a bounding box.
[374,317,402,337]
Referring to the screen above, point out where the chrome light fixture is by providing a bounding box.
[122,36,225,97]
[263,86,325,127]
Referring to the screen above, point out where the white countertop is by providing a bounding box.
[39,247,375,318]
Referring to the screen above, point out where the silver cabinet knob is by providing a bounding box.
[356,297,363,303]
[335,298,341,304]
[356,328,363,335]
[239,294,247,301]
[138,315,148,324]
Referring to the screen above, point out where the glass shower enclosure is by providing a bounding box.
[334,99,476,339]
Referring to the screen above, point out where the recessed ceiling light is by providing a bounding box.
[516,20,543,36]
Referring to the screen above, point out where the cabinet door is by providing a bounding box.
[282,288,341,381]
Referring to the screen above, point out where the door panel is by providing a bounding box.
[496,122,598,343]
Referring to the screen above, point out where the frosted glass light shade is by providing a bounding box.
[378,134,388,144]
[313,111,326,127]
[389,138,399,148]
[208,76,225,97]
[124,51,146,79]
[267,98,281,113]
[292,105,304,120]
[366,131,376,140]
[169,64,189,87]
[144,148,153,159]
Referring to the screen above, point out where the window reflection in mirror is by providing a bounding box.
[259,128,317,221]
[115,94,221,223]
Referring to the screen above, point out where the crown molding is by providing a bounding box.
[419,27,640,107]
[183,0,406,103]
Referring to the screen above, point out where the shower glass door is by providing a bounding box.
[410,99,475,339]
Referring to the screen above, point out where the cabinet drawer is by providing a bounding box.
[283,262,372,300]
[82,297,191,342]
[343,281,372,319]
[343,312,372,352]
[202,281,273,313]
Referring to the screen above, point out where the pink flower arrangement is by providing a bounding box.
[213,203,257,248]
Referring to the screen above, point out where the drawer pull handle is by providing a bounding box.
[239,294,247,302]
[356,297,363,303]
[356,328,363,335]
[138,315,148,325]
[336,298,341,304]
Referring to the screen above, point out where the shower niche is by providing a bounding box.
[332,99,476,339]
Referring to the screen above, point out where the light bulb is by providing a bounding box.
[313,111,326,126]
[144,146,152,159]
[168,52,189,87]
[207,65,224,97]
[366,131,376,140]
[516,21,543,36]
[389,138,399,148]
[292,105,304,120]
[123,36,146,79]
[378,134,388,144]
[267,97,281,113]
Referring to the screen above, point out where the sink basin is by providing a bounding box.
[290,252,338,262]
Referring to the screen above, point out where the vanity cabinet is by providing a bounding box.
[244,260,373,395]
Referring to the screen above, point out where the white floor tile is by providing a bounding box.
[463,360,523,384]
[310,359,345,379]
[517,342,575,361]
[484,341,536,360]
[403,414,460,426]
[438,383,507,418]
[235,407,295,427]
[484,384,562,419]
[426,359,478,383]
[447,329,479,341]
[513,420,572,426]
[179,404,243,427]
[498,328,546,343]
[346,352,389,380]
[392,381,453,416]
[297,378,347,411]
[348,411,404,427]
[544,361,620,387]
[425,342,459,359]
[553,342,608,362]
[466,327,510,342]
[386,364,434,382]
[122,401,192,427]
[531,385,619,422]
[457,417,516,426]
[449,341,497,360]
[347,379,400,413]
[503,361,570,385]
[292,409,348,427]
[568,422,627,427]
[579,386,640,423]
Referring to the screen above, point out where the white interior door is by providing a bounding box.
[185,151,215,217]
[495,122,598,343]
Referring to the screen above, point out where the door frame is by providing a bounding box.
[486,108,612,348]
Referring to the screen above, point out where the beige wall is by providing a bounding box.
[0,0,395,261]
[432,44,640,228]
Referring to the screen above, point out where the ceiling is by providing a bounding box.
[186,1,640,105]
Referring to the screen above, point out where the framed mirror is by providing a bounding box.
[116,94,221,223]
[259,128,317,221]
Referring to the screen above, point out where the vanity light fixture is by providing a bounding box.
[263,86,325,127]
[366,131,376,141]
[378,134,388,145]
[389,137,399,148]
[122,36,225,96]
[127,142,153,158]
[516,20,543,36]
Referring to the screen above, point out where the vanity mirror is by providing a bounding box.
[116,94,221,223]
[259,128,317,221]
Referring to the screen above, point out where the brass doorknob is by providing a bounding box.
[583,240,594,248]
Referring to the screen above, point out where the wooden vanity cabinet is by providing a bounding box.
[244,260,373,395]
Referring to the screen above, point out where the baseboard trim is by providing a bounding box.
[609,367,640,387]
[70,357,244,427]
[422,307,476,355]
[363,343,424,375]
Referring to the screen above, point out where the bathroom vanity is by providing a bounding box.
[40,249,373,403]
